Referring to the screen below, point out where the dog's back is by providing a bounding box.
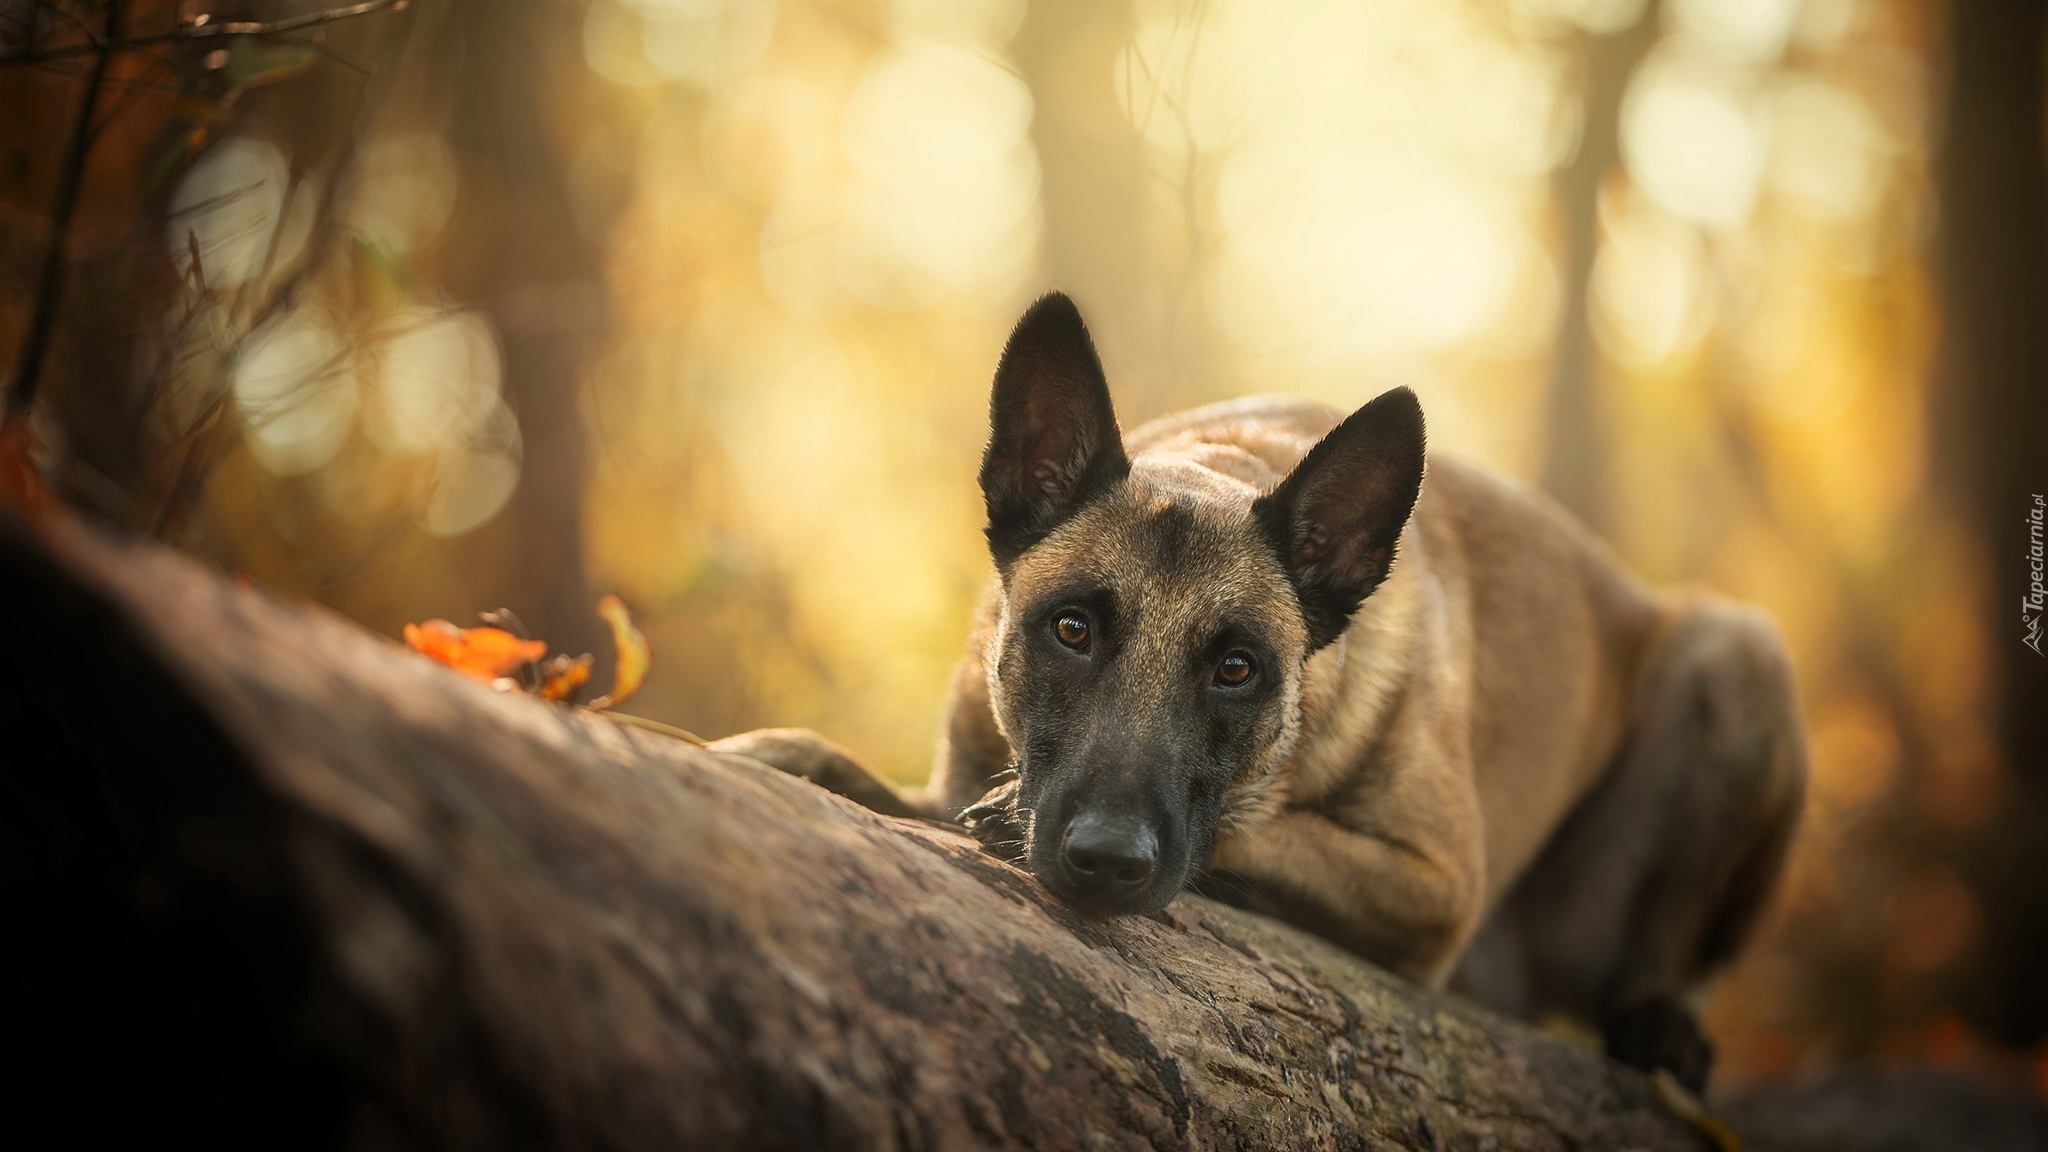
[1106,392,1806,1088]
[1122,395,1669,906]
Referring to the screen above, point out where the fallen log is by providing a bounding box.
[1,514,1708,1151]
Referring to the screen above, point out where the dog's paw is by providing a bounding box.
[959,772,1026,863]
[1602,996,1715,1095]
[709,728,922,819]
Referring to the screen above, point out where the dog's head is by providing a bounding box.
[977,293,1425,915]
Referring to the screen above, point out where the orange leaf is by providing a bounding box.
[589,594,650,710]
[404,618,547,683]
[538,653,593,702]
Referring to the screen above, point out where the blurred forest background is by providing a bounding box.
[3,0,2045,1095]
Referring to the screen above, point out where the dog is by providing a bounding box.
[716,293,1807,1091]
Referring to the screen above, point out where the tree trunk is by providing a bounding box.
[1017,0,1210,417]
[442,0,607,663]
[1,511,1708,1151]
[1540,2,1661,533]
[1937,0,2048,1051]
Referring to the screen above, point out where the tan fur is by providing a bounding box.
[719,390,1806,1037]
[917,395,1794,990]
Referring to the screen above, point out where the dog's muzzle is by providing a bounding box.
[1052,810,1163,905]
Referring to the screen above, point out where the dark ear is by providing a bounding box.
[1252,387,1426,650]
[980,293,1130,566]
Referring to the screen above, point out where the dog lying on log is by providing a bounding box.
[718,293,1807,1092]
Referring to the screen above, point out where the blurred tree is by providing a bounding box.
[6,0,127,433]
[1015,0,1162,410]
[1938,0,2048,1050]
[441,0,608,662]
[1541,0,1660,533]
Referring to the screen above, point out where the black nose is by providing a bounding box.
[1061,813,1158,892]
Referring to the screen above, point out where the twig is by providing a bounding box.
[604,712,710,747]
[0,0,410,65]
[185,229,208,294]
[164,179,272,224]
[147,0,420,540]
[18,60,183,92]
[118,282,216,515]
[6,0,126,421]
[145,396,233,539]
[274,32,376,75]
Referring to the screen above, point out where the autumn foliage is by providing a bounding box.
[404,595,648,710]
[402,620,546,683]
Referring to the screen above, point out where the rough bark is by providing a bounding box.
[1,513,1709,1151]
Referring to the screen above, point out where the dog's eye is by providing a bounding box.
[1216,651,1256,687]
[1053,612,1091,651]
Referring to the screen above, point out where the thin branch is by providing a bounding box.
[6,0,127,421]
[165,179,274,224]
[0,0,409,66]
[147,0,420,540]
[274,31,376,75]
[120,282,218,499]
[17,1,107,50]
[86,48,180,146]
[233,0,419,341]
[20,58,183,92]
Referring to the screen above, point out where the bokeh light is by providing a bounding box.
[1623,57,1772,231]
[346,132,458,255]
[167,137,290,291]
[364,309,503,456]
[231,309,355,476]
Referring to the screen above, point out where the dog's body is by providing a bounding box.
[719,295,1806,1089]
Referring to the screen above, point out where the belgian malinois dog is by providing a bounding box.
[717,293,1807,1090]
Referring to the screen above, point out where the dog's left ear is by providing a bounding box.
[980,293,1130,566]
[1253,387,1426,650]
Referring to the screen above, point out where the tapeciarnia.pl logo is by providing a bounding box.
[2026,494,2045,657]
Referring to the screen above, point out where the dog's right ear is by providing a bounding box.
[1253,387,1426,651]
[980,293,1129,566]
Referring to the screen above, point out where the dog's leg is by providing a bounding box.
[714,607,1018,823]
[922,632,1021,816]
[1209,807,1487,984]
[710,658,1017,824]
[709,728,940,820]
[1207,687,1490,987]
[1455,599,1806,1093]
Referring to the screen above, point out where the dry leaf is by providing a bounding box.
[404,598,648,711]
[1650,1069,1741,1152]
[589,594,649,710]
[538,653,594,702]
[404,619,547,683]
